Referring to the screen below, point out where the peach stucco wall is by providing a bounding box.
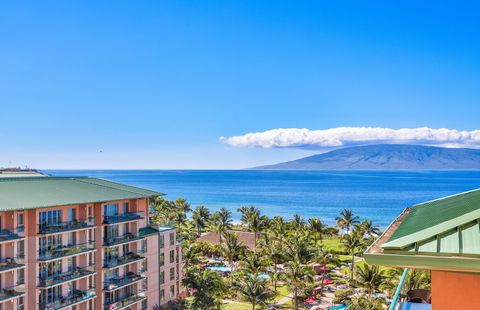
[431,270,480,310]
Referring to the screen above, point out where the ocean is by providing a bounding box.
[47,170,480,228]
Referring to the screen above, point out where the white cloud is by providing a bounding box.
[220,127,480,149]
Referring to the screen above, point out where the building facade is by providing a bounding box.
[0,176,182,310]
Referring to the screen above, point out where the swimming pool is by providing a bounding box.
[205,265,232,272]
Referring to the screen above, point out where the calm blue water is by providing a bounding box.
[46,170,480,228]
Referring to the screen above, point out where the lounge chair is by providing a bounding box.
[406,289,431,304]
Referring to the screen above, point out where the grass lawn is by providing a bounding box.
[321,237,346,253]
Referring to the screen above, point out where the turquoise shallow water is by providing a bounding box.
[47,170,480,228]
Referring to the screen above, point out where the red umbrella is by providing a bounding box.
[322,279,334,284]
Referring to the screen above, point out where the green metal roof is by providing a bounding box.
[139,227,159,237]
[365,188,480,272]
[389,189,480,242]
[0,177,163,211]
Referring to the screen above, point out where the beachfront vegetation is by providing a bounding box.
[150,197,431,309]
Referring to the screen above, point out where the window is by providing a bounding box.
[160,271,165,284]
[39,235,62,255]
[17,213,24,229]
[18,297,24,310]
[159,235,164,249]
[104,225,119,240]
[170,250,175,263]
[103,204,119,216]
[68,232,76,245]
[160,289,165,301]
[170,285,175,298]
[39,210,62,226]
[17,240,25,257]
[141,240,147,252]
[170,233,175,246]
[67,208,76,222]
[170,267,175,281]
[17,268,25,284]
[122,202,129,214]
[159,253,165,266]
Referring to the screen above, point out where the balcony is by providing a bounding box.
[37,241,96,261]
[0,256,24,273]
[38,265,96,287]
[104,291,146,310]
[103,232,145,247]
[0,284,25,302]
[104,251,146,269]
[38,218,95,234]
[104,271,146,291]
[39,288,96,310]
[103,212,144,224]
[0,228,24,243]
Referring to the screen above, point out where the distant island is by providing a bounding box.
[251,144,480,170]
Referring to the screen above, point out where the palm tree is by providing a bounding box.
[175,198,192,214]
[269,216,287,240]
[291,214,305,230]
[192,205,210,235]
[355,264,386,298]
[357,220,381,238]
[263,241,284,291]
[335,209,360,235]
[348,294,386,310]
[282,260,315,310]
[182,267,224,310]
[237,206,267,251]
[238,251,267,276]
[237,273,270,310]
[308,217,324,245]
[284,231,314,264]
[385,268,431,297]
[183,243,202,271]
[222,232,246,284]
[209,208,233,242]
[342,233,362,282]
[150,196,176,224]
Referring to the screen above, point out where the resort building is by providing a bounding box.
[365,189,480,310]
[0,176,182,310]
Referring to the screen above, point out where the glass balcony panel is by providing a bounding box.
[104,271,146,291]
[38,265,96,287]
[39,288,96,310]
[103,251,146,268]
[37,241,96,261]
[103,290,146,310]
[0,284,25,302]
[103,212,145,224]
[0,228,24,242]
[38,217,95,234]
[0,256,24,273]
[103,232,145,247]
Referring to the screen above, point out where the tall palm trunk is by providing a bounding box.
[351,252,355,282]
[293,288,298,310]
[273,262,278,291]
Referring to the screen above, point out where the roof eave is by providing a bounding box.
[364,252,480,273]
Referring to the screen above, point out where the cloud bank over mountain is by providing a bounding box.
[220,127,480,150]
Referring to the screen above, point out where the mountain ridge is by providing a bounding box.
[251,144,480,170]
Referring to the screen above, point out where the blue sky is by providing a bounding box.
[1,1,480,168]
